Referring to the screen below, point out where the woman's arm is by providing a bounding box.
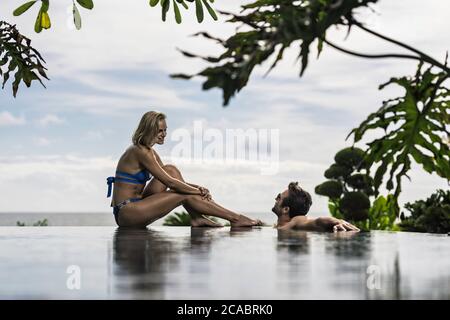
[152,149,208,194]
[138,147,202,195]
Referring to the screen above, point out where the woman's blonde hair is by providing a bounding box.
[132,111,166,147]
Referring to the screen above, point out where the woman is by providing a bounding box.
[107,111,262,228]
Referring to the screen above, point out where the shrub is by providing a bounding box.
[399,189,450,234]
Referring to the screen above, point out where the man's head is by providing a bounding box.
[272,182,312,218]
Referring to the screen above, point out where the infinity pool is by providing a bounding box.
[0,227,448,299]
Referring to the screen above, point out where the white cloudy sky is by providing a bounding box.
[0,0,449,218]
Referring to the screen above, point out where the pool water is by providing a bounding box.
[0,227,448,299]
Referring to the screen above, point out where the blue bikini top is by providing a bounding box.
[106,170,153,197]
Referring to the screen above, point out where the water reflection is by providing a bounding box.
[112,227,230,298]
[112,228,184,298]
[324,231,370,258]
[276,229,310,254]
[110,227,450,299]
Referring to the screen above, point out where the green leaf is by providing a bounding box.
[177,0,188,10]
[73,3,82,30]
[161,0,170,21]
[149,0,159,7]
[41,0,49,12]
[195,0,204,23]
[41,11,51,29]
[348,63,450,197]
[12,68,21,97]
[173,0,182,24]
[76,0,94,10]
[172,0,381,105]
[317,38,324,58]
[0,21,49,97]
[201,0,217,20]
[0,57,8,67]
[13,1,37,16]
[34,8,43,33]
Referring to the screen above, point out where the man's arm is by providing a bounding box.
[315,217,360,232]
[277,217,317,231]
[278,216,360,232]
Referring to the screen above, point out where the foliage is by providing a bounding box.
[162,211,220,226]
[171,0,378,105]
[163,211,192,226]
[399,189,450,234]
[315,180,342,199]
[348,62,450,199]
[16,218,49,226]
[355,194,399,231]
[316,147,373,221]
[316,147,398,231]
[0,21,49,97]
[2,0,218,96]
[12,0,217,31]
[173,0,449,213]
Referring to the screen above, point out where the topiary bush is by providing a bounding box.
[315,147,398,231]
[340,191,370,221]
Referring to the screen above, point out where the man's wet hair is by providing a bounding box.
[281,182,312,218]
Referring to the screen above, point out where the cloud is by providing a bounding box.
[0,0,448,216]
[26,70,208,116]
[0,155,116,212]
[0,152,446,216]
[0,112,26,127]
[84,130,104,141]
[33,137,52,147]
[37,114,65,127]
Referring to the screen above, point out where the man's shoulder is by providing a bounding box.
[290,215,313,223]
[290,216,318,230]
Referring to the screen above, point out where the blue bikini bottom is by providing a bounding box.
[113,198,142,225]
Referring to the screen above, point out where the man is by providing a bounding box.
[272,182,360,232]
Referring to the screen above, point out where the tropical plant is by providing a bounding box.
[163,211,193,226]
[12,0,218,32]
[163,211,222,226]
[399,189,450,234]
[0,21,49,97]
[16,218,49,226]
[315,147,397,231]
[1,0,218,96]
[172,0,449,210]
[348,62,450,201]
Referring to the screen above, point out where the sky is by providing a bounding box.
[0,0,449,217]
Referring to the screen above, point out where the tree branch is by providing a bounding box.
[353,21,450,74]
[323,38,422,62]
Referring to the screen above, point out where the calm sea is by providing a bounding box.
[0,212,280,226]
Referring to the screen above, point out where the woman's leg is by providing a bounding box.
[141,164,175,197]
[119,191,260,228]
[142,165,222,227]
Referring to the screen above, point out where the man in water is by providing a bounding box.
[272,182,360,232]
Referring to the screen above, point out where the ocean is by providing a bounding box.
[0,212,279,227]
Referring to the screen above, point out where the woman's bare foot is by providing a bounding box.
[230,215,263,228]
[191,215,223,228]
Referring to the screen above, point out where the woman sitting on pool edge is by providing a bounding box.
[107,111,262,228]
